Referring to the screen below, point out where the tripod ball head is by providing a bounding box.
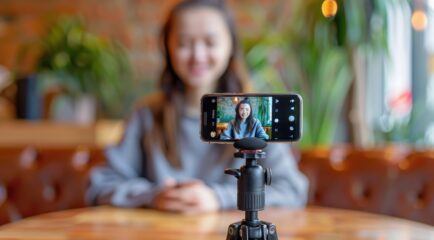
[225,138,272,212]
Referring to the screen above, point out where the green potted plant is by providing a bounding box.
[36,16,132,122]
[243,0,389,148]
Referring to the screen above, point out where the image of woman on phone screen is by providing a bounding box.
[87,0,308,214]
[220,98,269,140]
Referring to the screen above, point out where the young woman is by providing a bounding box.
[88,0,308,214]
[220,98,269,140]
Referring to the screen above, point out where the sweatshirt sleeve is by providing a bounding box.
[209,182,238,210]
[254,118,269,140]
[262,143,308,208]
[87,109,158,208]
[220,121,234,140]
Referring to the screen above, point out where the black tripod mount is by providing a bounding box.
[224,137,278,240]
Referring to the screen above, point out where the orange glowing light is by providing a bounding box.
[322,0,338,18]
[411,10,428,31]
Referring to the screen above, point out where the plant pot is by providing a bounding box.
[51,94,96,125]
[16,75,42,120]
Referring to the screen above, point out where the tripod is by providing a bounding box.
[225,138,278,240]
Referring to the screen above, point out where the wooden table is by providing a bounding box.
[0,206,433,240]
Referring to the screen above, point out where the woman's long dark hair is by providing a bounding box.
[152,0,250,167]
[234,99,254,134]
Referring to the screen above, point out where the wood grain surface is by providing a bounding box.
[0,206,433,240]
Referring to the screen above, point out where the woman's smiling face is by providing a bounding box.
[167,6,232,91]
[238,103,251,120]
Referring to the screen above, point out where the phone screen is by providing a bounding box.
[201,94,302,142]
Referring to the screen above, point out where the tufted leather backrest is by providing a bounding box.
[338,149,399,214]
[0,146,105,225]
[389,151,434,224]
[0,147,38,224]
[300,146,434,225]
[298,146,348,207]
[1,146,433,226]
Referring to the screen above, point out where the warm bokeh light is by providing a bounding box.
[430,56,434,72]
[322,0,338,18]
[411,10,428,31]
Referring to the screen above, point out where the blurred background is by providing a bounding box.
[0,0,433,149]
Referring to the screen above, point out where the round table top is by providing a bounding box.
[0,206,433,240]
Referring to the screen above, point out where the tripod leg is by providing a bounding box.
[261,224,267,239]
[240,225,249,239]
[226,222,241,240]
[262,221,278,240]
[226,221,278,240]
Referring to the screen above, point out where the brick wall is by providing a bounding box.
[0,0,281,89]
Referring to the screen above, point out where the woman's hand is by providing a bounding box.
[152,180,220,214]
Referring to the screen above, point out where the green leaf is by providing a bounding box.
[35,15,133,118]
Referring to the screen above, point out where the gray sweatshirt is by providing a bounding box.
[87,99,308,209]
[220,118,269,140]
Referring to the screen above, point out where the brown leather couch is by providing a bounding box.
[299,146,434,225]
[0,146,104,225]
[0,146,433,226]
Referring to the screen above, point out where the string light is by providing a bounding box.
[322,0,338,18]
[233,97,239,104]
[411,10,428,31]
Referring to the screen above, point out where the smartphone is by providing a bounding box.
[201,93,302,142]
